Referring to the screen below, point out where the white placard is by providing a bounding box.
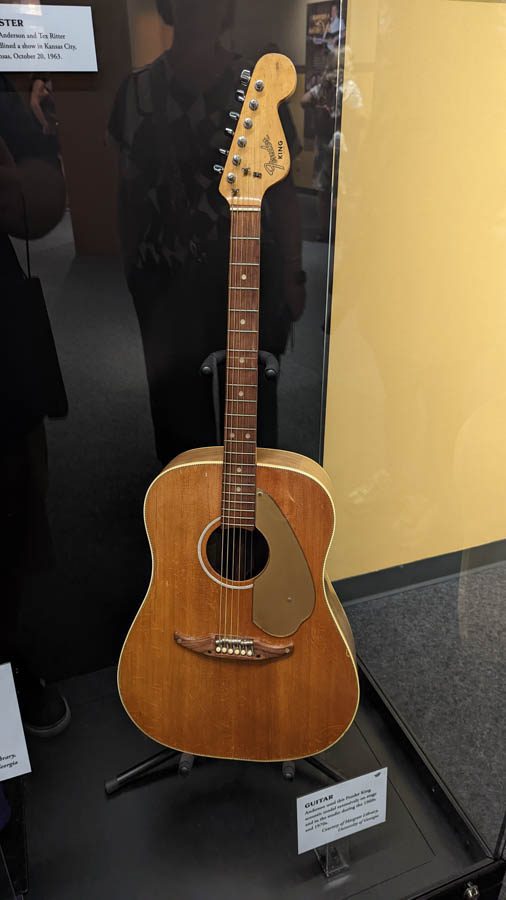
[297,768,388,854]
[0,663,31,783]
[0,5,97,72]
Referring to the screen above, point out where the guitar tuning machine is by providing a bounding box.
[229,111,240,121]
[213,164,224,175]
[240,68,251,86]
[224,126,235,138]
[235,89,246,104]
[218,148,228,157]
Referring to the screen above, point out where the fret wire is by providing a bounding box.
[221,502,256,507]
[224,451,256,456]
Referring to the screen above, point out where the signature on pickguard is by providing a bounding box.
[261,134,285,176]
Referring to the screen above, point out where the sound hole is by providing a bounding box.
[206,526,269,581]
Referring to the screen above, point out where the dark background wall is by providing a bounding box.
[10,0,332,680]
[14,0,133,254]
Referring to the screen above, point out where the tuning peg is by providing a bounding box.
[213,164,224,174]
[240,68,251,86]
[235,89,246,104]
[229,110,240,121]
[224,126,235,138]
[218,148,228,157]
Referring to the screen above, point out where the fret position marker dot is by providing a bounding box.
[241,274,247,281]
[236,487,241,492]
[240,319,246,325]
[239,357,245,363]
[231,432,235,438]
[237,467,242,473]
[238,391,244,397]
[245,433,251,439]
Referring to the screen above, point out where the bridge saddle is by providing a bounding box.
[174,632,293,661]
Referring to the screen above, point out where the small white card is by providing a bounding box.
[0,663,31,783]
[297,767,388,853]
[0,5,97,72]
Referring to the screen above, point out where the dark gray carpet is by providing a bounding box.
[347,567,506,859]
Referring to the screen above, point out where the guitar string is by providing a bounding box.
[221,204,236,642]
[233,204,240,640]
[250,204,258,626]
[219,205,229,643]
[237,204,251,639]
[235,204,246,640]
[222,134,263,642]
[236,204,247,637]
[230,205,238,640]
[235,204,241,637]
[228,205,240,641]
[224,207,236,641]
[248,206,260,638]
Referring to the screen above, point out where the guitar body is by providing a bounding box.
[118,446,359,761]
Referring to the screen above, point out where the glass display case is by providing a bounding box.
[0,0,504,897]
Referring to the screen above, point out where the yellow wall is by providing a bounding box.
[324,0,506,578]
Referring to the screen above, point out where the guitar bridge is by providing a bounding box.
[174,632,293,661]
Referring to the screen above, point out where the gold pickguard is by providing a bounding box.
[253,489,315,636]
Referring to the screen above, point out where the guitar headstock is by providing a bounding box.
[216,53,297,208]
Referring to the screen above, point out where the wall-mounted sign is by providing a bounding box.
[0,664,31,784]
[0,4,97,72]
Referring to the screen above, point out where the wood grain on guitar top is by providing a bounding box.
[118,447,360,762]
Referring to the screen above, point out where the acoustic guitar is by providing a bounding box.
[118,53,359,761]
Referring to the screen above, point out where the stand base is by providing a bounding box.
[105,751,346,796]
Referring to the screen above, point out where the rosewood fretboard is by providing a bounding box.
[221,207,261,530]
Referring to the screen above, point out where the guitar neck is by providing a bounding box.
[221,205,262,530]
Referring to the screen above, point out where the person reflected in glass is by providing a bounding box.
[0,74,69,736]
[301,41,362,241]
[109,0,305,465]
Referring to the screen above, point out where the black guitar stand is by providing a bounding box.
[104,349,346,796]
[105,749,345,795]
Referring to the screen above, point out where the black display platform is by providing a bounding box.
[0,779,27,899]
[22,663,505,899]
